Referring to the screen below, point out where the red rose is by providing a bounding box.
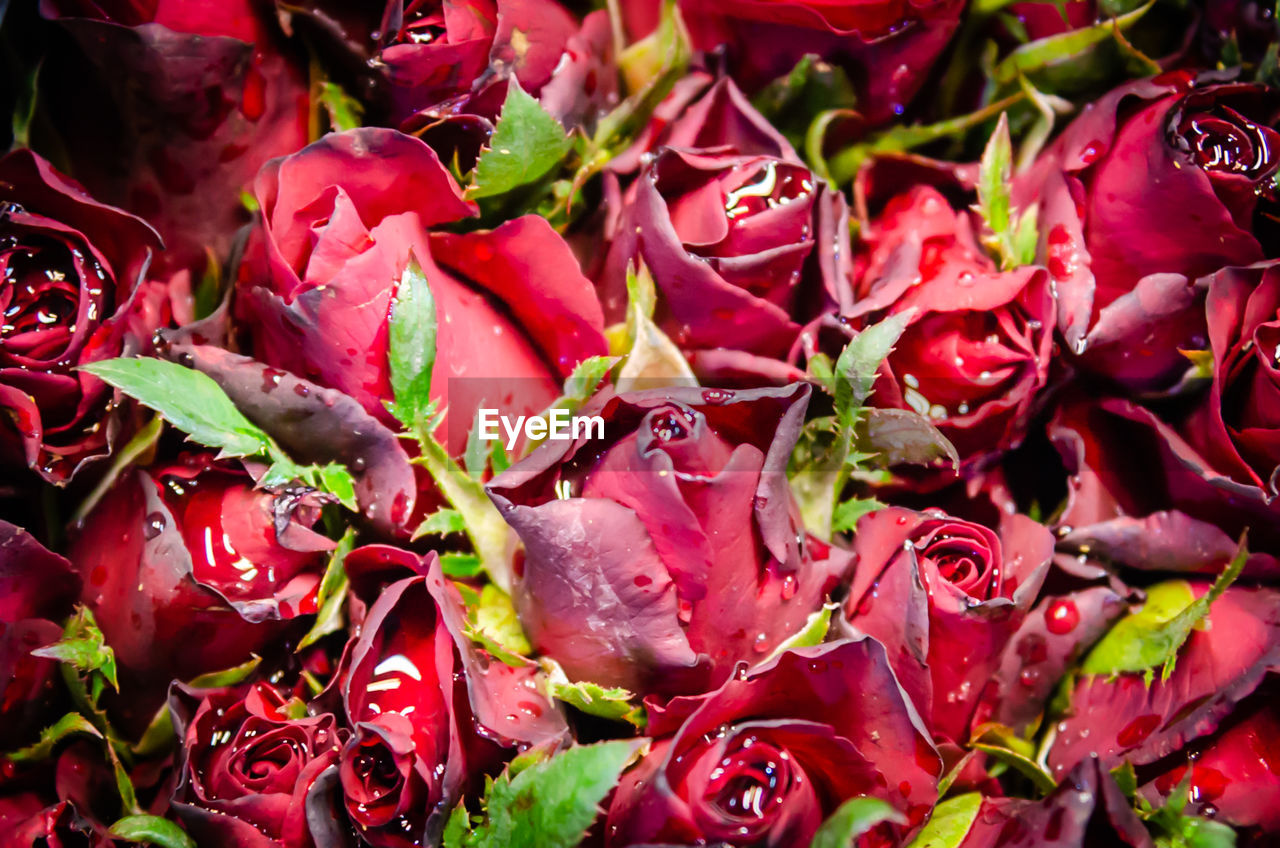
[488,384,849,697]
[68,453,334,729]
[839,176,1055,470]
[843,507,1053,742]
[169,681,344,848]
[329,548,564,847]
[1022,74,1280,391]
[600,79,853,384]
[0,150,162,483]
[622,0,964,123]
[235,128,607,456]
[39,0,310,278]
[605,638,941,847]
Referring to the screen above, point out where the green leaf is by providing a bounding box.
[471,740,642,848]
[807,352,836,393]
[465,407,489,480]
[832,497,884,533]
[108,815,196,848]
[6,713,102,763]
[978,112,1013,237]
[810,797,903,848]
[548,679,645,728]
[1112,761,1138,799]
[833,311,914,427]
[467,585,532,665]
[80,358,271,459]
[131,703,177,759]
[1081,539,1247,682]
[767,603,836,663]
[905,793,982,848]
[72,413,164,524]
[441,552,485,578]
[32,607,117,691]
[1011,203,1040,266]
[443,803,472,848]
[989,1,1155,87]
[386,257,438,433]
[1145,768,1238,848]
[470,79,571,199]
[970,724,1057,795]
[317,80,364,132]
[297,528,355,651]
[415,509,468,538]
[561,356,616,406]
[316,462,358,511]
[186,655,262,689]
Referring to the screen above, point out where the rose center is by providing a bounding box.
[703,739,793,828]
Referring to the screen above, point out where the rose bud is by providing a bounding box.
[842,507,1053,743]
[0,149,162,483]
[39,0,310,277]
[620,0,964,123]
[839,178,1055,470]
[328,549,564,848]
[1048,585,1280,782]
[605,638,941,847]
[235,128,607,454]
[68,453,334,730]
[487,384,849,697]
[169,681,344,848]
[1021,74,1280,391]
[600,78,853,384]
[0,521,82,751]
[1139,684,1280,835]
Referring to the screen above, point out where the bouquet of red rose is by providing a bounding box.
[2,0,1279,846]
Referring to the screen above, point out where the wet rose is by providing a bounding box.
[605,638,940,847]
[68,453,334,728]
[621,0,965,123]
[235,127,607,460]
[838,179,1055,469]
[0,521,81,751]
[170,681,344,848]
[487,384,849,697]
[1022,75,1280,391]
[601,79,852,383]
[0,149,162,483]
[1048,584,1280,783]
[843,507,1053,742]
[329,548,564,847]
[39,0,310,277]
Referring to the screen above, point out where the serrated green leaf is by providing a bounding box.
[108,815,196,848]
[6,712,102,763]
[470,80,571,199]
[81,358,271,459]
[465,407,489,480]
[970,724,1057,795]
[616,261,695,391]
[562,356,616,405]
[768,603,836,663]
[1146,768,1238,848]
[297,528,355,651]
[442,552,485,578]
[978,112,1013,240]
[990,1,1155,86]
[833,311,913,427]
[905,792,982,848]
[31,607,117,691]
[810,797,903,848]
[467,585,531,665]
[443,803,472,848]
[317,80,364,132]
[1082,540,1247,680]
[387,257,438,433]
[832,497,884,533]
[415,509,468,538]
[316,463,358,511]
[186,655,262,689]
[471,740,641,848]
[549,679,644,728]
